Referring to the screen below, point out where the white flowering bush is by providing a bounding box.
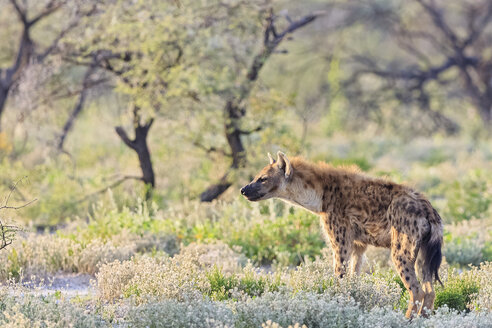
[0,286,104,327]
[0,221,490,327]
[96,242,246,303]
[443,220,492,267]
[125,291,492,328]
[234,292,364,328]
[96,255,206,303]
[0,233,143,280]
[125,298,235,328]
[284,254,402,310]
[468,262,492,312]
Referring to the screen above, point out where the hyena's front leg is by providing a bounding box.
[331,237,353,277]
[320,214,352,277]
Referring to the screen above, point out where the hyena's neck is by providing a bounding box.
[279,178,323,214]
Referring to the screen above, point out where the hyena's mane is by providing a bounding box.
[289,156,367,184]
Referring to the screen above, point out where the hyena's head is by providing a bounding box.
[240,151,293,201]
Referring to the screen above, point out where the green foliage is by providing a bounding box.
[239,269,276,297]
[442,170,491,222]
[435,271,480,312]
[206,266,239,301]
[7,248,20,280]
[156,200,325,266]
[205,265,282,301]
[421,148,452,167]
[65,199,157,242]
[435,290,468,312]
[229,210,325,266]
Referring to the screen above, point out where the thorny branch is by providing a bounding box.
[0,177,37,251]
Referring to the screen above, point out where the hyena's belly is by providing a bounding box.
[353,219,392,248]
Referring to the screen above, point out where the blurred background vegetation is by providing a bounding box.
[0,0,490,267]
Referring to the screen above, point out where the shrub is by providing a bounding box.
[234,292,365,328]
[125,298,235,328]
[204,264,283,301]
[444,233,485,267]
[206,266,239,301]
[443,220,492,267]
[161,199,325,266]
[285,254,403,310]
[0,232,148,281]
[96,242,243,303]
[435,268,480,312]
[468,262,492,312]
[230,210,325,266]
[0,286,104,327]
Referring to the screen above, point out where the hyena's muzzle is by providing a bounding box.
[240,182,266,201]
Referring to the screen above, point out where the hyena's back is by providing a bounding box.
[332,177,441,250]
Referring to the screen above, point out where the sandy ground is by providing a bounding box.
[29,273,95,298]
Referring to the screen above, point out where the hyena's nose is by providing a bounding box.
[240,187,246,195]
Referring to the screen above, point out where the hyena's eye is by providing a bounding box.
[258,177,268,183]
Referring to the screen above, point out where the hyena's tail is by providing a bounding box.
[421,205,444,286]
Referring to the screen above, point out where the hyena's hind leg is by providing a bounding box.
[415,251,435,317]
[350,242,367,275]
[415,205,443,317]
[391,227,424,319]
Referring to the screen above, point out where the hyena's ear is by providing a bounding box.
[276,151,293,179]
[268,152,275,164]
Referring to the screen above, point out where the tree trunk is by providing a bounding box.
[58,65,96,151]
[200,100,245,202]
[115,108,155,200]
[200,173,232,202]
[225,100,246,169]
[478,91,492,126]
[0,87,8,131]
[133,126,155,188]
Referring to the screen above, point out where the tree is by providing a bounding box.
[200,8,321,201]
[342,0,492,132]
[60,1,196,198]
[0,0,96,131]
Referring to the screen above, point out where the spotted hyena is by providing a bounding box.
[241,151,443,318]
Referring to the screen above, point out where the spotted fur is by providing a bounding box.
[241,152,443,318]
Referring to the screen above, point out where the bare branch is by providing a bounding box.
[28,0,64,27]
[0,198,37,211]
[75,175,144,204]
[238,126,262,135]
[58,60,99,151]
[9,0,28,26]
[115,126,135,150]
[462,2,492,48]
[415,0,460,49]
[193,140,232,157]
[38,3,98,61]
